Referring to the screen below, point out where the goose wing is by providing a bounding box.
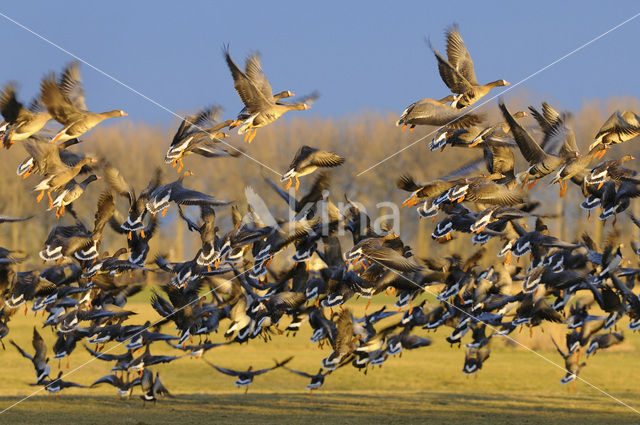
[445,24,478,85]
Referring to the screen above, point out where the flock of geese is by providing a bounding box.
[0,24,640,404]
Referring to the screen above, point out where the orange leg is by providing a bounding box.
[295,176,300,191]
[141,229,146,239]
[285,178,293,190]
[248,128,258,143]
[36,190,45,203]
[401,124,407,131]
[161,207,168,217]
[47,191,53,209]
[177,157,184,173]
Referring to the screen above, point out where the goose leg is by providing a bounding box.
[295,176,300,191]
[285,178,292,190]
[248,128,258,143]
[47,191,54,209]
[141,229,146,239]
[177,157,184,173]
[36,190,45,203]
[401,124,407,131]
[161,207,168,217]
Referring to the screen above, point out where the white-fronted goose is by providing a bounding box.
[589,110,640,153]
[41,61,127,142]
[165,105,237,172]
[224,47,311,143]
[396,95,482,133]
[49,174,100,218]
[0,82,51,148]
[499,101,578,188]
[23,136,97,207]
[145,171,231,216]
[431,24,509,109]
[280,146,344,190]
[9,327,50,383]
[204,356,292,393]
[140,369,171,404]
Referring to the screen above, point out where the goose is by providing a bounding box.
[22,136,97,207]
[90,373,141,399]
[204,356,292,393]
[551,336,586,389]
[589,110,640,153]
[500,101,578,189]
[33,371,85,400]
[145,171,230,216]
[9,327,50,383]
[280,146,344,190]
[41,61,127,142]
[104,164,161,237]
[224,47,311,143]
[396,95,482,134]
[140,369,171,404]
[430,24,510,109]
[0,81,51,148]
[49,174,100,218]
[164,105,237,172]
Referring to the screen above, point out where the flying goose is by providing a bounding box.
[41,61,127,142]
[430,24,510,109]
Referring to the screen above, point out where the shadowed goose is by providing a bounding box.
[145,171,231,216]
[10,327,50,383]
[23,137,97,207]
[49,174,100,218]
[165,105,237,172]
[430,24,509,109]
[589,110,640,153]
[283,366,340,394]
[127,344,182,372]
[33,371,85,399]
[585,154,637,187]
[177,205,217,267]
[90,373,141,399]
[396,95,482,133]
[280,146,344,190]
[585,332,624,356]
[140,369,171,404]
[0,81,51,148]
[204,356,292,393]
[41,61,127,142]
[5,270,56,310]
[322,309,362,370]
[462,345,491,375]
[551,336,586,388]
[104,164,161,237]
[499,101,578,188]
[224,47,311,143]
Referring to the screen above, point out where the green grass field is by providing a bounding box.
[1,296,639,424]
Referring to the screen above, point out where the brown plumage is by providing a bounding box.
[431,24,510,109]
[224,47,311,143]
[41,61,127,142]
[0,82,51,148]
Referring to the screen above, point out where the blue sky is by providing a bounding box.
[1,1,639,125]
